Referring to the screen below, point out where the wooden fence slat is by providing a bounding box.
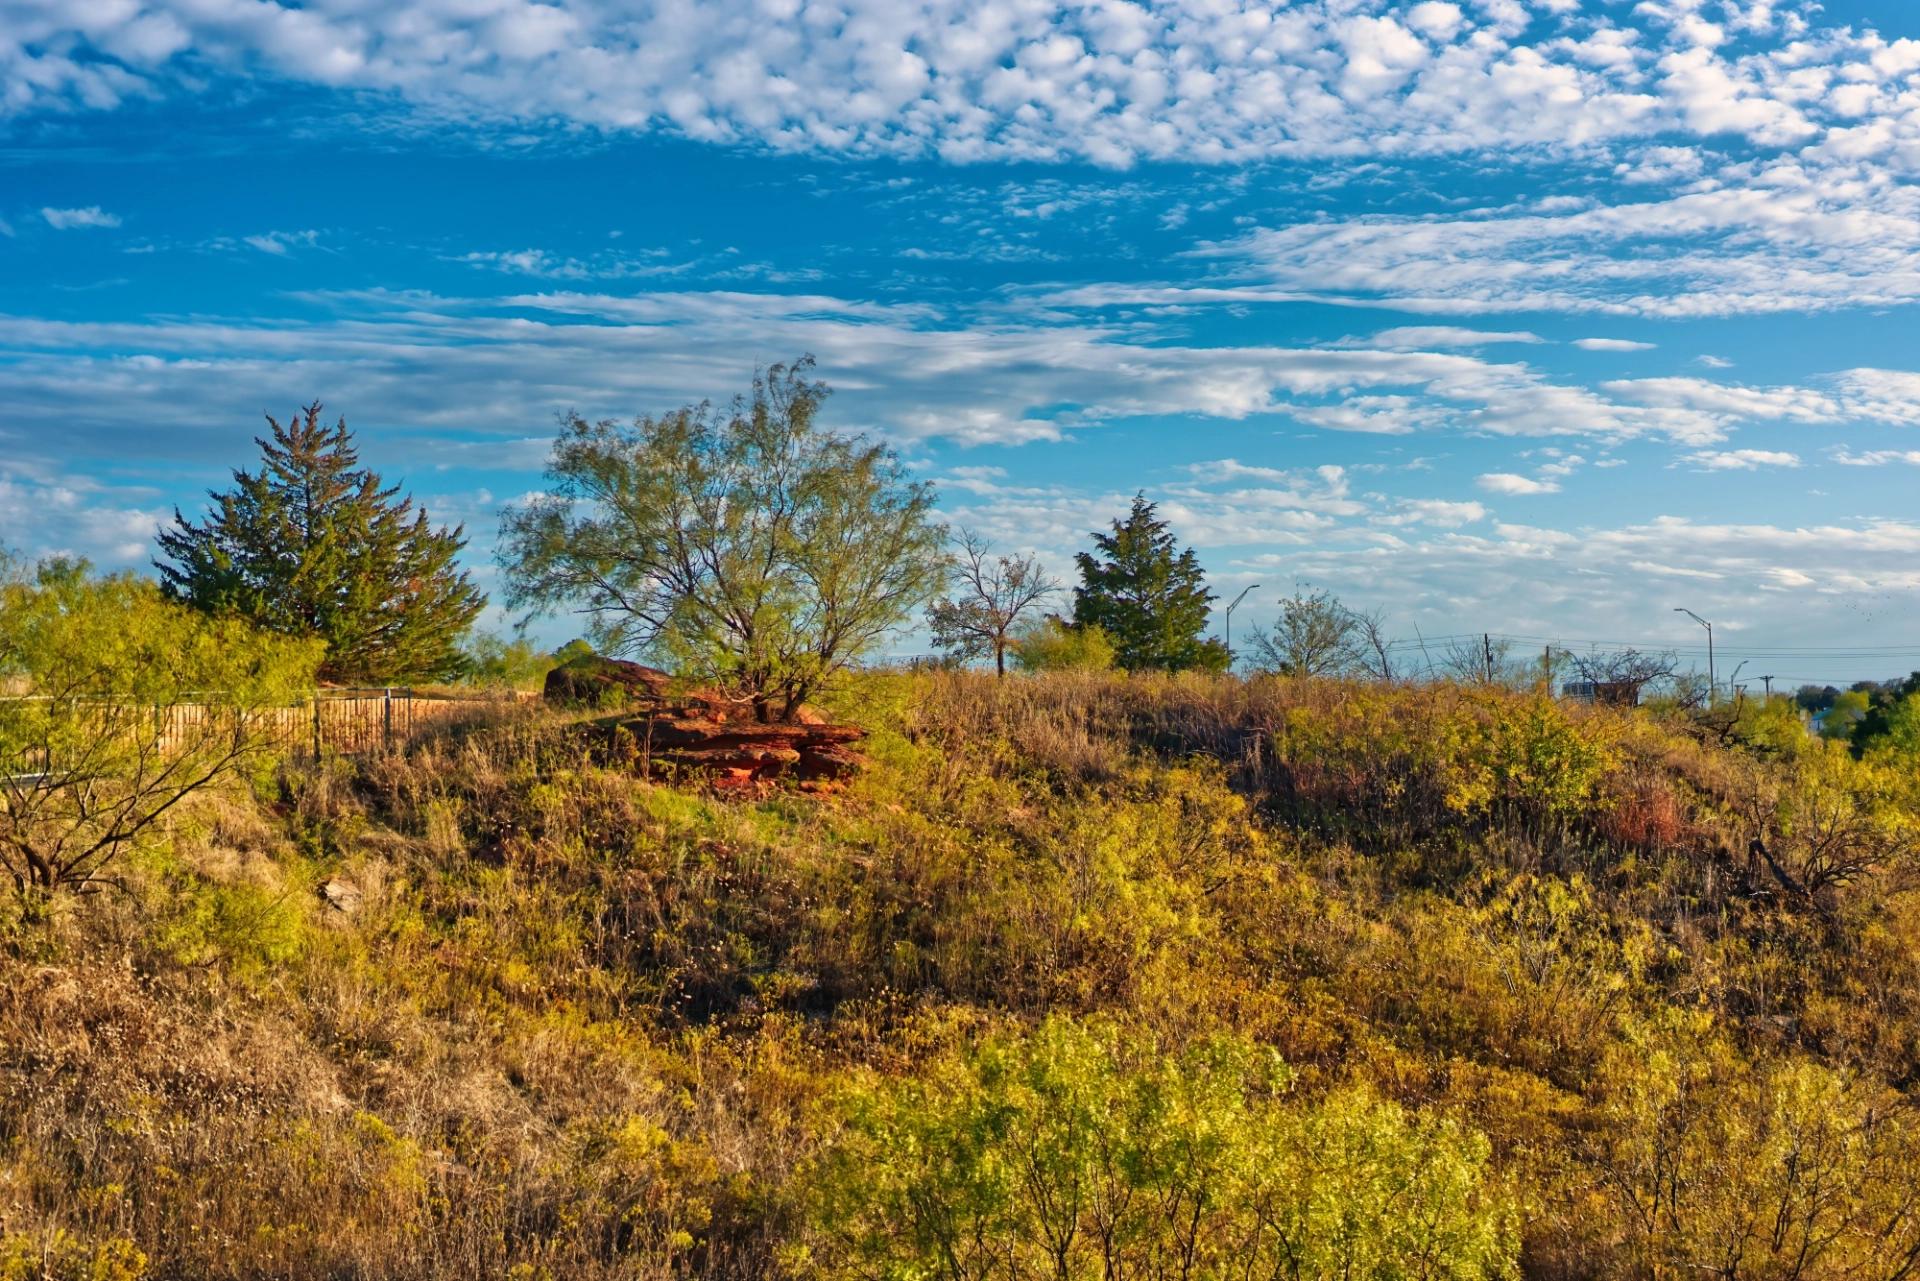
[134,690,513,759]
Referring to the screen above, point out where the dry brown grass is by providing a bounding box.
[2,670,1916,1281]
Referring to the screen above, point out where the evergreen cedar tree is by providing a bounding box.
[1072,494,1230,674]
[155,404,485,685]
[498,358,945,722]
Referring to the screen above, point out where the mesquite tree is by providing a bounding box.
[498,358,945,721]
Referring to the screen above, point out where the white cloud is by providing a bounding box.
[1830,369,1920,425]
[1574,337,1657,352]
[0,287,1835,451]
[242,229,320,256]
[1601,376,1839,422]
[1380,497,1488,527]
[947,484,1920,680]
[458,247,703,281]
[1536,452,1588,480]
[1168,173,1920,319]
[1681,448,1802,470]
[1477,472,1561,495]
[41,206,120,229]
[1831,448,1920,466]
[0,463,164,564]
[1338,326,1545,349]
[1404,3,1465,42]
[1614,145,1705,185]
[0,0,1915,171]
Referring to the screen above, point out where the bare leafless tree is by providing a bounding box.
[1351,606,1397,682]
[927,530,1059,676]
[1570,648,1679,702]
[1440,634,1516,685]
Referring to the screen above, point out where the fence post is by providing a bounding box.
[312,694,322,760]
[384,688,393,748]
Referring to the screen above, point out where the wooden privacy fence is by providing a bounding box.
[149,688,525,758]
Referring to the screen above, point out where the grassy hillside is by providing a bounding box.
[4,672,1920,1280]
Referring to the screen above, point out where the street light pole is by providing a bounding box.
[1674,607,1714,705]
[1222,585,1258,661]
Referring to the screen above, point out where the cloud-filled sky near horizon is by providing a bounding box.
[5,0,1920,683]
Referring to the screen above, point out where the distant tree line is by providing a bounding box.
[18,354,1860,733]
[1799,674,1920,756]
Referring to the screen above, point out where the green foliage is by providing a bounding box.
[0,1231,147,1281]
[1271,684,1622,841]
[155,403,485,684]
[1731,693,1814,757]
[150,874,308,977]
[460,631,555,692]
[1009,616,1116,673]
[1071,495,1228,674]
[1820,688,1872,741]
[553,637,596,664]
[1587,1015,1920,1281]
[1869,691,1920,761]
[1763,738,1919,894]
[1853,676,1920,757]
[0,559,320,897]
[499,358,946,720]
[800,1016,1515,1281]
[1247,586,1362,677]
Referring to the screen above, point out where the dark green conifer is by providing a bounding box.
[156,403,484,684]
[1071,493,1229,674]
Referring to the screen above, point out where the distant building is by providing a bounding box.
[1562,679,1641,707]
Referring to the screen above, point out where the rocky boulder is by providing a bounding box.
[601,715,868,791]
[542,655,676,708]
[545,655,868,790]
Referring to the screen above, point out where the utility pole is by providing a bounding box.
[1483,633,1495,684]
[1674,607,1714,705]
[1222,584,1258,662]
[1762,674,1774,700]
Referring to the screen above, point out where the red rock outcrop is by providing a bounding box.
[544,655,867,790]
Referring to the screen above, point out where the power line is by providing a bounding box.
[1376,632,1920,659]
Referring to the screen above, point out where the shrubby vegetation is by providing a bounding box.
[4,634,1920,1278]
[803,1017,1514,1281]
[0,557,319,905]
[458,630,570,692]
[1010,616,1116,673]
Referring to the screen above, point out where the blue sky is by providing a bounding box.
[5,0,1920,685]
